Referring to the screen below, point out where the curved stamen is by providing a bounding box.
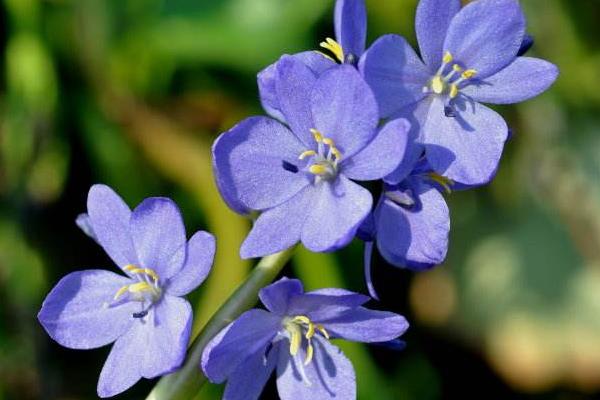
[301,130,343,180]
[318,37,344,63]
[284,315,330,367]
[427,52,478,100]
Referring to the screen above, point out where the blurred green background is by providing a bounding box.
[0,0,598,399]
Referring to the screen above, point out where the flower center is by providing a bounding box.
[424,52,477,100]
[112,265,162,318]
[282,315,330,367]
[298,129,343,183]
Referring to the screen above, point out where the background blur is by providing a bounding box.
[0,0,598,399]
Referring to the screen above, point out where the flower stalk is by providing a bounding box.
[145,246,297,400]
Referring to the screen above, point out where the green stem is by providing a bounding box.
[145,246,296,400]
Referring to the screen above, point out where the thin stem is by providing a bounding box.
[145,246,297,400]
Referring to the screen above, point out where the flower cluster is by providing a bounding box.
[214,0,558,294]
[37,0,557,398]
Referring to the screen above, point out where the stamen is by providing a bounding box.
[319,37,344,63]
[114,285,130,300]
[304,343,314,366]
[322,138,334,147]
[301,130,343,179]
[124,266,159,284]
[309,164,328,175]
[461,69,477,79]
[284,315,331,366]
[427,173,454,194]
[449,84,459,99]
[299,150,317,160]
[442,51,453,64]
[288,324,302,356]
[310,129,323,143]
[431,76,445,94]
[316,324,330,339]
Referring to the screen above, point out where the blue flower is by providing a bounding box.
[258,0,367,121]
[38,185,215,397]
[213,58,409,258]
[359,137,450,297]
[360,0,559,186]
[201,278,409,400]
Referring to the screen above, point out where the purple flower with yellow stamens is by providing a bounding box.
[37,184,215,398]
[258,0,367,121]
[213,58,409,258]
[201,278,408,400]
[360,0,559,186]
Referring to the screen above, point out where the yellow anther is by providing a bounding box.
[431,75,445,94]
[128,281,152,293]
[319,37,344,63]
[306,322,315,340]
[331,148,342,160]
[322,138,335,147]
[461,69,477,79]
[288,324,302,356]
[316,324,330,339]
[449,84,459,99]
[293,315,311,325]
[299,150,317,160]
[114,285,130,300]
[452,64,463,72]
[310,128,323,143]
[309,164,328,175]
[124,264,160,283]
[427,173,454,194]
[443,51,453,64]
[304,343,314,366]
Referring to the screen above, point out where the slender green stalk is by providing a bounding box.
[145,247,296,400]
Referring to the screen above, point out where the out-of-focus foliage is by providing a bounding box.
[0,0,598,399]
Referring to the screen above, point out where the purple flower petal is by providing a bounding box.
[301,176,372,253]
[335,0,367,58]
[424,97,508,185]
[38,270,136,350]
[359,34,430,118]
[444,0,525,79]
[240,185,314,259]
[384,101,430,184]
[212,133,251,215]
[130,198,187,280]
[276,336,356,400]
[213,117,309,212]
[201,309,281,383]
[258,53,334,122]
[342,118,410,181]
[310,65,378,158]
[462,57,559,104]
[363,241,378,299]
[320,307,409,343]
[259,277,304,316]
[222,342,280,400]
[75,213,98,243]
[275,56,319,147]
[87,184,138,271]
[376,183,449,269]
[415,0,461,69]
[287,289,369,321]
[166,231,215,297]
[97,295,192,397]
